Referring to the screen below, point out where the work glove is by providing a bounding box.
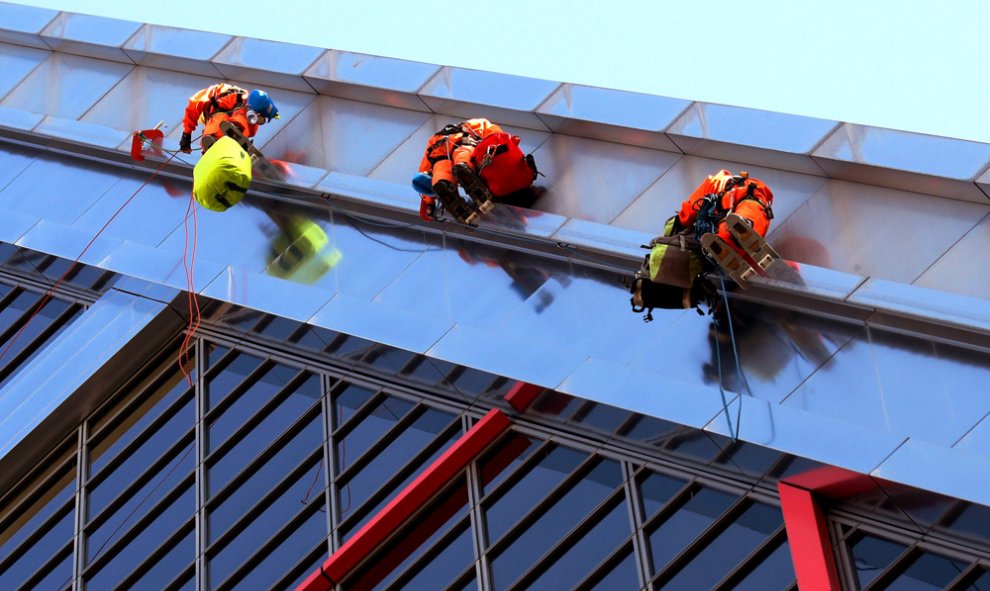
[179,132,192,154]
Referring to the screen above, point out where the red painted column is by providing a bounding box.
[504,381,543,412]
[295,408,511,591]
[777,482,842,591]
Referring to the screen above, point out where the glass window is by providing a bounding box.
[451,367,498,397]
[87,397,194,516]
[122,529,195,591]
[716,441,783,478]
[477,433,538,494]
[207,375,321,496]
[849,533,907,589]
[0,465,75,565]
[618,414,682,447]
[340,421,460,536]
[666,431,724,463]
[661,501,782,590]
[335,395,415,473]
[256,316,302,341]
[527,498,632,590]
[945,503,990,546]
[88,371,191,477]
[83,485,194,591]
[483,445,587,542]
[405,357,456,385]
[639,470,688,521]
[332,383,380,428]
[586,547,640,591]
[19,549,73,591]
[366,347,417,373]
[209,415,323,542]
[204,352,265,409]
[571,402,632,434]
[207,461,325,589]
[207,365,309,452]
[733,539,796,590]
[347,481,471,590]
[0,508,73,590]
[223,506,327,591]
[886,551,968,590]
[87,443,194,563]
[647,486,736,577]
[489,459,623,590]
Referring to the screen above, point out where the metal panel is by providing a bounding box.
[0,211,38,244]
[977,165,990,201]
[321,172,419,214]
[35,115,130,149]
[667,103,837,176]
[0,2,57,49]
[0,104,43,131]
[536,84,689,151]
[97,240,224,293]
[303,50,438,112]
[767,180,986,282]
[558,357,733,430]
[0,151,120,223]
[200,266,335,322]
[0,42,49,102]
[71,170,190,246]
[310,293,453,354]
[262,95,431,176]
[551,219,654,260]
[0,287,173,457]
[15,219,124,266]
[81,66,222,136]
[707,395,907,475]
[122,24,230,78]
[39,12,141,64]
[813,124,990,203]
[850,278,990,333]
[914,213,990,300]
[781,327,990,447]
[211,36,323,93]
[418,67,560,130]
[1,51,132,119]
[611,155,826,235]
[872,439,990,508]
[528,134,680,224]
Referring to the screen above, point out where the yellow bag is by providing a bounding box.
[192,136,252,212]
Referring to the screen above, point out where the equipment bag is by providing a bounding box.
[470,132,538,197]
[192,135,252,212]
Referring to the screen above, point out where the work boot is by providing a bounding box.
[452,163,496,214]
[433,180,479,225]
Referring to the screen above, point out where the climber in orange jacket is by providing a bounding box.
[180,83,280,153]
[414,118,539,225]
[675,169,774,252]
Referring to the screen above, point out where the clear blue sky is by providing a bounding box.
[14,0,990,144]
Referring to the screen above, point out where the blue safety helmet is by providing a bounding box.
[247,90,279,122]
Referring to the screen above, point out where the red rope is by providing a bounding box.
[177,190,201,387]
[0,147,183,366]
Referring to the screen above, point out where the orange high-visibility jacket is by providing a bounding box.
[183,83,259,141]
[418,118,504,175]
[677,170,774,240]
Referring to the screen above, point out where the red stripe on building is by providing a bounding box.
[295,408,512,591]
[777,482,842,591]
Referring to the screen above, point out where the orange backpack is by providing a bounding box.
[470,133,538,197]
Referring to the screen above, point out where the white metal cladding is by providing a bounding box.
[0,4,990,506]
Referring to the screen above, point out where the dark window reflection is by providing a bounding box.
[21,549,72,591]
[661,502,782,590]
[84,485,194,591]
[489,459,622,590]
[205,352,265,409]
[209,415,323,542]
[0,466,75,565]
[586,547,640,591]
[571,402,631,434]
[484,445,587,543]
[717,441,783,478]
[226,506,327,591]
[207,364,306,452]
[886,551,967,590]
[125,529,195,591]
[639,471,688,521]
[208,461,323,589]
[0,508,73,590]
[336,396,414,472]
[477,433,537,495]
[647,486,736,577]
[850,533,906,589]
[527,498,631,590]
[945,503,990,546]
[332,383,380,428]
[733,539,796,591]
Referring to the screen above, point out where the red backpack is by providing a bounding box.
[470,132,538,197]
